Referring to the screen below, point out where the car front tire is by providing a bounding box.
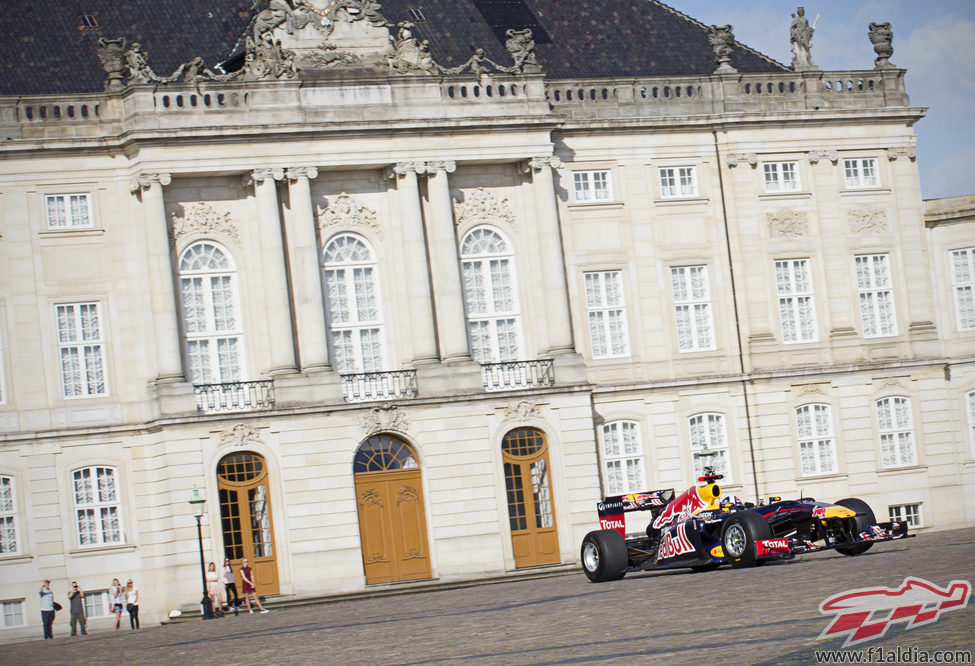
[834,497,876,556]
[720,511,772,568]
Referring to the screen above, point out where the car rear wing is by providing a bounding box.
[597,489,675,537]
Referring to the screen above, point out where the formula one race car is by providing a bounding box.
[580,468,912,582]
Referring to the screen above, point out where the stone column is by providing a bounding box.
[247,167,297,376]
[388,162,439,364]
[524,156,575,355]
[130,172,183,381]
[285,167,330,372]
[424,161,471,363]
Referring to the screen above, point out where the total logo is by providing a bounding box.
[600,518,625,531]
[657,524,695,560]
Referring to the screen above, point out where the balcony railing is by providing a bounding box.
[481,360,555,392]
[341,370,418,403]
[194,381,275,414]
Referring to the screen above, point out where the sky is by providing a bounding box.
[668,0,975,200]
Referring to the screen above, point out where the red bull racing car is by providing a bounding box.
[580,469,912,582]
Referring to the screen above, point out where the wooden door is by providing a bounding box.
[503,427,560,568]
[217,451,279,595]
[354,435,432,584]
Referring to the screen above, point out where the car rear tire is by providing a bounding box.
[581,529,628,583]
[720,511,772,568]
[834,497,875,556]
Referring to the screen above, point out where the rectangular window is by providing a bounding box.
[888,503,922,528]
[73,466,123,546]
[855,254,896,337]
[967,391,975,459]
[83,590,110,618]
[689,413,730,482]
[601,421,645,494]
[670,266,714,351]
[56,303,108,397]
[796,404,836,475]
[876,397,917,468]
[763,161,800,192]
[659,166,698,198]
[572,170,612,202]
[0,600,25,628]
[844,158,879,189]
[45,193,92,229]
[951,248,975,331]
[0,477,17,555]
[584,271,629,358]
[775,259,818,343]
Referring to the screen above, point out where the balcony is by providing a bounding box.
[194,381,275,414]
[341,370,418,403]
[481,360,555,392]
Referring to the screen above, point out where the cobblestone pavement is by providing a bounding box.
[8,528,975,665]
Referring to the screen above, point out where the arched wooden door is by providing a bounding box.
[503,427,560,568]
[354,434,432,584]
[217,451,279,595]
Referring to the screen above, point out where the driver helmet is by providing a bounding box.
[719,495,744,509]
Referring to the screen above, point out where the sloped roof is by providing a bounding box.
[0,0,786,96]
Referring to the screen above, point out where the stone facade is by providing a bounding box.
[0,4,973,642]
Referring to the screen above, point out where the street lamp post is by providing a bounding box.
[189,488,214,620]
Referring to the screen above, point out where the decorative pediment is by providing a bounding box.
[361,405,409,435]
[503,400,540,422]
[171,203,239,244]
[848,205,888,233]
[317,193,381,237]
[453,188,517,228]
[766,209,809,237]
[218,423,264,448]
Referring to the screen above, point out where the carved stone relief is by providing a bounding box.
[847,206,888,233]
[452,188,517,229]
[767,209,809,237]
[886,147,916,162]
[503,400,540,422]
[317,193,382,237]
[171,202,240,244]
[806,150,838,164]
[726,153,757,168]
[219,423,264,448]
[361,405,409,435]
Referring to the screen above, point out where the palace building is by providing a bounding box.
[0,0,972,638]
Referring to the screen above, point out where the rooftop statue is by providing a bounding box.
[790,6,816,71]
[505,28,541,74]
[868,22,895,69]
[251,0,311,42]
[707,25,736,73]
[385,22,437,74]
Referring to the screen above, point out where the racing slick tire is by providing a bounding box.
[720,511,772,569]
[834,497,876,556]
[581,529,628,583]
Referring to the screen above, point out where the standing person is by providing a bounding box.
[39,580,55,639]
[109,578,124,630]
[222,558,239,611]
[68,581,87,636]
[239,558,268,614]
[205,562,224,615]
[125,579,140,629]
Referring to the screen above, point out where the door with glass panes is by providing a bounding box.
[503,427,560,568]
[217,451,279,595]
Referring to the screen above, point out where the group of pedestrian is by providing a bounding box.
[207,558,268,615]
[38,577,140,639]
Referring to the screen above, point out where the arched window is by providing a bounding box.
[688,412,730,481]
[178,242,242,384]
[323,234,385,373]
[600,420,645,494]
[876,396,916,467]
[796,403,836,475]
[460,227,521,362]
[353,435,418,473]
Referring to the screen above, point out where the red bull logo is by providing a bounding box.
[818,577,971,647]
[657,523,695,561]
[651,483,720,530]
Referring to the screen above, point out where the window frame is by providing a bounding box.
[72,465,124,548]
[875,396,917,469]
[775,258,818,343]
[843,158,880,189]
[888,503,922,528]
[0,476,18,556]
[795,403,837,476]
[460,226,523,363]
[584,270,630,359]
[55,302,109,399]
[600,420,646,495]
[950,248,975,331]
[571,170,613,203]
[688,412,731,482]
[83,590,111,618]
[0,599,25,628]
[763,161,801,193]
[658,166,698,199]
[670,265,715,352]
[44,193,93,230]
[855,253,897,338]
[967,390,975,459]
